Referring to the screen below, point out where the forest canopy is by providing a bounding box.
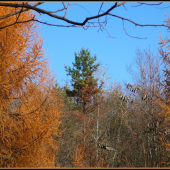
[0,2,170,168]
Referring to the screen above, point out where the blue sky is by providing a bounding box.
[35,2,169,89]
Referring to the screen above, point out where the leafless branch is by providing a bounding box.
[155,5,170,9]
[123,4,127,11]
[62,2,65,8]
[0,2,118,26]
[97,3,116,38]
[64,2,70,18]
[48,8,66,13]
[132,2,163,7]
[108,13,169,28]
[98,3,103,36]
[98,19,116,39]
[116,2,126,8]
[105,27,116,39]
[0,2,169,39]
[98,3,104,15]
[31,18,108,28]
[122,20,147,39]
[48,2,67,13]
[70,3,92,16]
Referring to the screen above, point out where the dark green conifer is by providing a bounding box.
[65,48,101,114]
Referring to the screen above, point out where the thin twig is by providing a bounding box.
[98,2,104,15]
[70,3,92,16]
[155,5,170,9]
[48,8,66,13]
[64,2,70,18]
[62,2,65,8]
[97,3,116,39]
[108,13,169,28]
[123,4,127,11]
[122,20,147,39]
[132,2,162,7]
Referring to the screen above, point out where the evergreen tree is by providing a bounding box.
[65,48,102,114]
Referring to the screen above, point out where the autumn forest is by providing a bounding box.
[0,2,170,168]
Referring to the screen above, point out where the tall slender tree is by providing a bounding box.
[65,48,103,114]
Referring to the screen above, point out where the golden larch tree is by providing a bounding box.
[157,14,170,166]
[0,2,63,168]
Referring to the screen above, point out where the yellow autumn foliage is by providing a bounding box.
[0,3,63,168]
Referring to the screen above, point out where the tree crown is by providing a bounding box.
[65,48,100,91]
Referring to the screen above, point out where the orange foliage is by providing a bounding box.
[72,144,108,168]
[158,15,170,117]
[0,3,63,168]
[72,145,88,168]
[72,74,106,167]
[157,14,170,165]
[77,74,104,114]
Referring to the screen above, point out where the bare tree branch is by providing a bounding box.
[70,3,92,16]
[132,2,163,7]
[97,3,116,38]
[0,2,118,26]
[48,2,66,13]
[98,2,104,15]
[30,18,108,28]
[155,5,170,9]
[115,2,126,8]
[98,19,116,39]
[123,3,127,11]
[62,2,65,8]
[64,2,70,18]
[0,2,169,39]
[108,13,169,28]
[48,8,66,14]
[122,20,147,39]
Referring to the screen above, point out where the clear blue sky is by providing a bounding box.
[35,2,169,88]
